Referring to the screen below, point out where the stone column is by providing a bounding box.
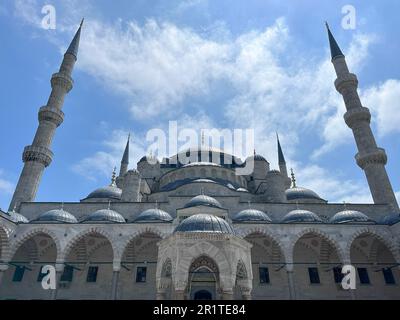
[0,264,9,286]
[221,289,234,300]
[286,264,296,300]
[241,289,252,300]
[110,261,121,300]
[175,290,185,300]
[156,290,166,300]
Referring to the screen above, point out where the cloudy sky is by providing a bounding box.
[0,0,399,210]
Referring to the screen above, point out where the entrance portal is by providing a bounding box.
[194,290,212,300]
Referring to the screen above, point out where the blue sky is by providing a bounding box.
[0,0,399,210]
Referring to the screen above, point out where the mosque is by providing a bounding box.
[0,21,399,300]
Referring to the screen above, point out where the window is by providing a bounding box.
[136,267,147,283]
[37,266,48,282]
[382,268,396,285]
[308,267,320,284]
[357,268,370,285]
[86,266,98,283]
[60,265,74,282]
[12,266,25,282]
[259,267,270,284]
[333,267,343,283]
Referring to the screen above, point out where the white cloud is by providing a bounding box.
[72,129,146,181]
[362,79,400,136]
[295,164,373,204]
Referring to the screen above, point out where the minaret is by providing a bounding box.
[119,133,130,177]
[277,133,291,189]
[326,23,399,210]
[9,20,84,211]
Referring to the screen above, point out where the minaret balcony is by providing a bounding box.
[51,72,73,92]
[355,148,387,169]
[38,106,65,127]
[334,73,358,93]
[22,145,53,167]
[344,106,371,128]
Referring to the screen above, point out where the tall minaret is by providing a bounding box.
[326,23,399,210]
[119,134,130,177]
[9,20,84,211]
[277,133,291,189]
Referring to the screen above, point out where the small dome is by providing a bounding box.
[380,213,400,225]
[134,208,173,223]
[85,185,122,200]
[233,209,272,223]
[285,187,322,201]
[83,209,125,223]
[330,210,373,224]
[236,188,249,192]
[282,209,322,223]
[192,178,217,184]
[174,214,235,234]
[35,209,77,224]
[8,211,28,224]
[184,195,222,209]
[183,162,221,168]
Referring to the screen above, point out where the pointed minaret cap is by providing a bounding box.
[66,18,84,59]
[325,22,344,60]
[277,133,286,164]
[121,133,130,165]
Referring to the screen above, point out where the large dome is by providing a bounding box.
[34,209,77,224]
[184,195,222,209]
[174,214,235,234]
[133,208,173,223]
[282,209,322,223]
[83,209,126,223]
[285,187,323,201]
[233,209,272,223]
[85,185,122,200]
[330,210,373,224]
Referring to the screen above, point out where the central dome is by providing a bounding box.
[184,195,222,209]
[174,214,234,234]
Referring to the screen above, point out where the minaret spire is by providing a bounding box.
[276,133,290,188]
[325,22,344,60]
[326,23,399,211]
[119,133,130,177]
[9,21,83,211]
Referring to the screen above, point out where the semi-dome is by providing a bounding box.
[34,209,77,224]
[380,213,400,225]
[184,195,222,209]
[83,209,126,223]
[85,185,122,200]
[133,208,173,223]
[8,210,28,224]
[174,214,235,234]
[233,209,272,223]
[285,187,322,201]
[330,210,373,224]
[282,209,322,223]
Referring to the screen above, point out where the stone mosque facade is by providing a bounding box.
[0,21,400,300]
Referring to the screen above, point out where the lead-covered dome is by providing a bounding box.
[174,214,235,234]
[380,213,400,225]
[133,208,173,223]
[34,209,77,224]
[83,209,126,223]
[85,185,122,200]
[282,209,322,223]
[7,210,28,224]
[330,210,373,224]
[233,209,272,223]
[285,187,323,201]
[184,195,222,209]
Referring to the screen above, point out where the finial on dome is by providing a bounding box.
[296,200,299,210]
[343,201,347,210]
[201,131,205,146]
[108,201,111,210]
[247,200,251,208]
[61,202,64,210]
[290,168,297,188]
[200,187,205,195]
[254,149,256,156]
[155,200,159,209]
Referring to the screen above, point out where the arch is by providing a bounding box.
[236,259,248,280]
[237,227,286,263]
[120,227,166,259]
[0,225,10,262]
[346,228,399,263]
[290,228,345,263]
[62,227,116,262]
[8,227,62,262]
